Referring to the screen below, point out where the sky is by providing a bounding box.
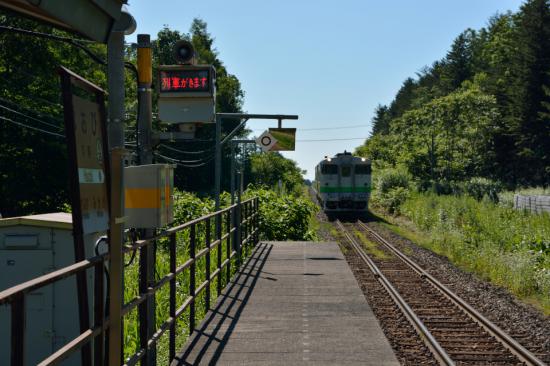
[126,0,524,180]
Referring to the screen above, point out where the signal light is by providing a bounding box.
[172,40,195,64]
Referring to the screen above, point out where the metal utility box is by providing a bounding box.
[0,213,102,365]
[157,65,216,124]
[124,164,175,228]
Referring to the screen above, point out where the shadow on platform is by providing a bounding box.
[171,242,273,366]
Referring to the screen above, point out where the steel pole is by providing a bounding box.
[230,142,236,205]
[107,30,125,149]
[215,114,222,210]
[136,33,156,365]
[107,28,126,366]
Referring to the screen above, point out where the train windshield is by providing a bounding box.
[321,164,338,174]
[355,165,372,175]
[341,166,351,177]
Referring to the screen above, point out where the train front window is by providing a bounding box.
[355,165,372,175]
[321,164,337,174]
[341,166,351,177]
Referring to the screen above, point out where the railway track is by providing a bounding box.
[335,219,547,366]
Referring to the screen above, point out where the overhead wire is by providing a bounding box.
[155,151,216,167]
[0,115,65,138]
[0,25,106,66]
[158,143,215,155]
[0,103,63,130]
[154,152,215,165]
[252,124,369,132]
[296,137,368,142]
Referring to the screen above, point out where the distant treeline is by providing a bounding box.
[356,0,550,188]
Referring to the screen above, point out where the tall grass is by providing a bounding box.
[400,193,550,312]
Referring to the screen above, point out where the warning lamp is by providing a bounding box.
[173,40,195,64]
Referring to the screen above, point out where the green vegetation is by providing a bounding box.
[375,193,550,313]
[357,0,550,188]
[352,229,389,260]
[248,152,305,195]
[357,1,550,311]
[370,168,411,214]
[244,186,318,241]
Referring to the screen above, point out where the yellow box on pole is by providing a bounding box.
[124,164,174,228]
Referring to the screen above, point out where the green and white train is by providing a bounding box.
[313,151,372,214]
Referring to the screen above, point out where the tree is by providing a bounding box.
[511,0,550,185]
[248,152,305,194]
[440,29,477,92]
[0,9,108,216]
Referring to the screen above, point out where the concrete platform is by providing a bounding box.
[172,241,399,366]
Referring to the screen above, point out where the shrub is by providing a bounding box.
[372,168,411,214]
[463,177,502,203]
[244,186,317,241]
[376,168,410,193]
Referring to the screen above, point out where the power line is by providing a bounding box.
[154,152,215,165]
[0,103,63,130]
[158,143,214,155]
[252,124,369,132]
[155,153,215,168]
[296,137,368,142]
[0,25,106,65]
[0,116,65,138]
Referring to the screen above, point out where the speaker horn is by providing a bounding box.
[172,40,195,64]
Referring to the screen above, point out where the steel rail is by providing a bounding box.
[357,220,546,366]
[335,220,455,366]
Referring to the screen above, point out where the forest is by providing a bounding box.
[356,0,550,189]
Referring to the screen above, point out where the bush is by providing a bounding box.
[463,177,502,203]
[372,168,411,214]
[376,168,410,194]
[244,186,317,241]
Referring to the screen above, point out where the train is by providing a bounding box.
[313,151,372,215]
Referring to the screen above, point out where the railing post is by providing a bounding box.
[257,198,261,244]
[216,214,222,295]
[244,202,248,250]
[11,294,24,366]
[189,224,196,334]
[236,200,242,266]
[94,261,105,366]
[205,218,211,310]
[169,233,176,361]
[226,210,231,283]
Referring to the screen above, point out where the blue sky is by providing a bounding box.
[126,0,524,180]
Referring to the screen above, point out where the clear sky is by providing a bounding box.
[126,0,524,180]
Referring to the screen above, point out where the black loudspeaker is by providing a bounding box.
[172,40,195,64]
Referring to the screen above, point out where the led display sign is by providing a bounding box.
[159,69,211,93]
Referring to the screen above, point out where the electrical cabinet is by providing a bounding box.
[0,213,101,365]
[124,164,175,228]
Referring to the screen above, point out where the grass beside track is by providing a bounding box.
[370,193,550,315]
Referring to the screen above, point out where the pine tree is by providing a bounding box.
[512,0,550,185]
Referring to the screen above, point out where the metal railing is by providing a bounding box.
[0,197,260,366]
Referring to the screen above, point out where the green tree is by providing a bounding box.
[0,10,108,216]
[249,152,305,194]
